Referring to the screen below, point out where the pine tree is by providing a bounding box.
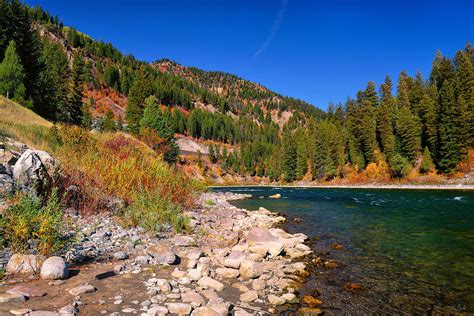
[126,67,153,134]
[397,71,411,110]
[42,41,70,121]
[454,49,474,145]
[102,110,116,132]
[281,129,297,182]
[6,1,43,110]
[67,50,85,125]
[208,144,217,163]
[295,129,308,179]
[377,75,396,159]
[360,81,377,163]
[420,147,434,174]
[418,88,437,153]
[0,40,26,101]
[81,102,92,129]
[103,64,120,89]
[437,80,462,172]
[395,106,421,163]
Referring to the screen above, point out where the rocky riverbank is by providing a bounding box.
[0,191,318,315]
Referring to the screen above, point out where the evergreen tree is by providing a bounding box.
[67,50,85,125]
[103,64,120,90]
[437,80,462,172]
[454,49,474,145]
[102,110,116,132]
[140,95,179,163]
[360,81,377,163]
[377,75,396,159]
[395,106,420,163]
[0,40,26,101]
[126,67,153,134]
[420,147,434,174]
[281,129,297,182]
[41,41,70,120]
[81,101,92,129]
[418,88,438,153]
[389,153,411,178]
[397,71,411,110]
[208,144,217,163]
[295,129,308,179]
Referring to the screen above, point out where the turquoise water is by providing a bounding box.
[213,187,474,313]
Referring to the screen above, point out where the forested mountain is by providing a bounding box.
[0,0,472,183]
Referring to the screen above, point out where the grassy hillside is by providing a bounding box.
[0,97,200,232]
[0,96,52,150]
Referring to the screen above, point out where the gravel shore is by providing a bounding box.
[0,191,316,315]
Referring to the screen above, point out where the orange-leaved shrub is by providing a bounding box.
[53,126,200,232]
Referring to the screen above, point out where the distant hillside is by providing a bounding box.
[1,1,472,184]
[153,59,325,120]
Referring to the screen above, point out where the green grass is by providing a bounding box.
[0,96,53,150]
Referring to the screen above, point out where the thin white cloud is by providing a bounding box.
[253,0,288,58]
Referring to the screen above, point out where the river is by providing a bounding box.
[212,186,474,314]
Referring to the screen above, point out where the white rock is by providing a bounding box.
[239,260,261,279]
[223,251,246,269]
[197,277,224,291]
[166,302,192,315]
[40,256,68,280]
[215,267,239,278]
[68,283,95,296]
[239,290,258,302]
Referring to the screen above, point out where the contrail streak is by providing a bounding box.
[253,0,288,58]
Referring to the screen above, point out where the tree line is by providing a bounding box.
[1,0,472,181]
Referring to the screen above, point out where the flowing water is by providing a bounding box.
[212,186,474,314]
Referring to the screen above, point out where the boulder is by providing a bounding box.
[6,254,40,275]
[0,292,26,303]
[166,303,192,315]
[197,276,224,291]
[268,294,286,306]
[191,306,222,316]
[147,306,168,316]
[269,193,281,199]
[112,251,128,260]
[240,290,258,302]
[216,267,239,278]
[13,149,60,195]
[146,245,177,264]
[172,235,195,246]
[246,228,279,246]
[40,256,68,280]
[223,251,246,269]
[7,284,47,297]
[68,283,95,296]
[181,291,205,307]
[239,260,261,279]
[186,248,202,261]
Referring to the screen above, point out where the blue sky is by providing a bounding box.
[25,0,473,110]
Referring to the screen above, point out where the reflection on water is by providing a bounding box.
[213,186,474,314]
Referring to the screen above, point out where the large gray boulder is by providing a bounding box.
[40,256,68,280]
[13,149,60,196]
[146,245,177,264]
